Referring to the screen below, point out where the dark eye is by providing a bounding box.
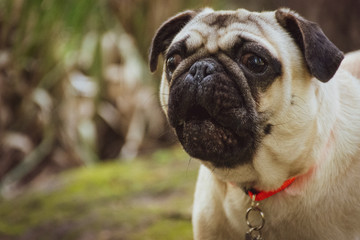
[241,53,267,73]
[166,54,182,78]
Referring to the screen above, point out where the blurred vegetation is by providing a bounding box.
[0,0,166,193]
[0,0,358,239]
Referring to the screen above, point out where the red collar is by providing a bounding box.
[247,177,296,201]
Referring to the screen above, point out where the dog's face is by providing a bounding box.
[150,8,343,190]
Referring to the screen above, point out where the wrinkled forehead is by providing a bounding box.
[171,8,280,56]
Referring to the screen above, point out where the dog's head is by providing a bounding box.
[149,8,343,190]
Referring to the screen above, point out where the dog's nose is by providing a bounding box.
[189,60,216,82]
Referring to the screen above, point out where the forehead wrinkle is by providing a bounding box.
[182,24,220,54]
[205,28,219,53]
[184,29,204,52]
[218,23,267,53]
[217,23,259,51]
[218,31,242,52]
[217,14,273,52]
[173,10,280,58]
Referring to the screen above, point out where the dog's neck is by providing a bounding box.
[241,124,335,200]
[243,177,296,201]
[229,176,297,201]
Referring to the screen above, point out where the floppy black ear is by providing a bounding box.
[149,10,197,72]
[275,8,344,82]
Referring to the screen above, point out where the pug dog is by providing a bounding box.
[149,7,360,240]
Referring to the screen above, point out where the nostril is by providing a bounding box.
[205,64,215,75]
[189,64,197,76]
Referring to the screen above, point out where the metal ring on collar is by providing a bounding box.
[246,206,265,231]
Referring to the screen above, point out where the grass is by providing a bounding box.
[0,146,199,240]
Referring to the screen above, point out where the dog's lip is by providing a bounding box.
[184,105,211,122]
[177,105,250,138]
[178,116,245,144]
[174,117,257,168]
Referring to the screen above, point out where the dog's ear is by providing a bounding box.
[149,10,197,72]
[275,8,344,82]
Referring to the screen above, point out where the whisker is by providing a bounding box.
[211,166,217,175]
[186,157,193,174]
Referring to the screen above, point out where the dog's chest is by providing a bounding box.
[223,189,359,240]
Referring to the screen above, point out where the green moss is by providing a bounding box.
[0,146,199,239]
[131,219,193,240]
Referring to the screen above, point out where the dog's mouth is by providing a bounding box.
[185,105,210,121]
[172,104,257,168]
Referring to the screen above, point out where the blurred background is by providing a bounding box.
[0,0,359,239]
